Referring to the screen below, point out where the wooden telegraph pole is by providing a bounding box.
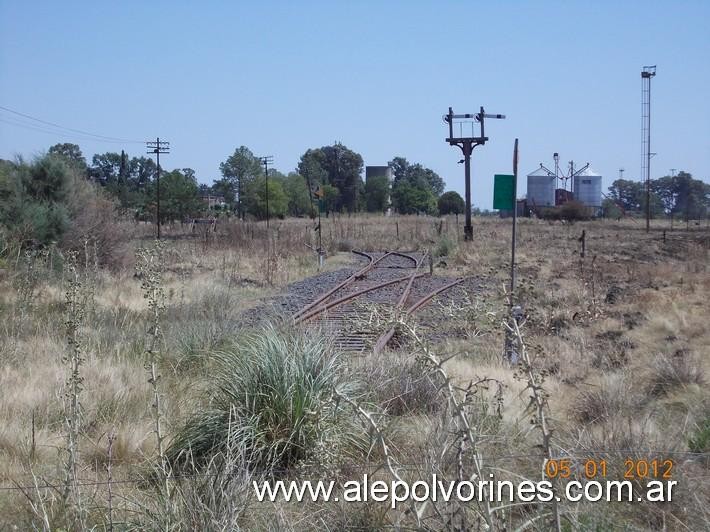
[259,156,274,228]
[146,138,170,239]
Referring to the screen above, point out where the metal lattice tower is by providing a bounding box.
[641,65,656,232]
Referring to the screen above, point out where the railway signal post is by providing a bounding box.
[444,107,505,240]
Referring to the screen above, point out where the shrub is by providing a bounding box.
[559,200,592,221]
[61,172,133,267]
[0,155,130,265]
[646,353,705,397]
[438,191,465,215]
[572,374,641,424]
[167,326,362,473]
[434,235,456,258]
[359,355,441,416]
[539,201,591,222]
[334,238,356,252]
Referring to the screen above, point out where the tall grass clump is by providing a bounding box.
[167,326,361,473]
[433,234,457,258]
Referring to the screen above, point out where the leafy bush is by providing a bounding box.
[559,200,592,221]
[24,202,70,244]
[167,326,362,473]
[0,155,130,265]
[438,190,465,215]
[539,201,591,221]
[434,235,456,258]
[61,172,133,267]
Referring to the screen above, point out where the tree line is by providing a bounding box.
[24,142,467,223]
[605,172,709,221]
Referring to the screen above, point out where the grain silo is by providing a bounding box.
[526,166,556,208]
[572,167,602,215]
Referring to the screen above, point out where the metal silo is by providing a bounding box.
[572,168,602,214]
[526,166,556,208]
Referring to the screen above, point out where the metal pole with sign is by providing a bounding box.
[511,138,518,305]
[495,139,520,363]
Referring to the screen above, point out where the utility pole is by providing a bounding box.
[146,138,170,239]
[259,156,274,227]
[444,106,505,240]
[642,65,656,232]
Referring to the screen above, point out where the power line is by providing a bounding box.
[0,116,140,145]
[0,104,145,144]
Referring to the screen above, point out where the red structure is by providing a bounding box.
[555,188,574,206]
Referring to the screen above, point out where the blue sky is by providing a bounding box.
[1,1,708,208]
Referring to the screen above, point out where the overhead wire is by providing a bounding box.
[0,104,146,144]
[0,116,139,145]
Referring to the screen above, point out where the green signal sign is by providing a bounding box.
[493,174,515,210]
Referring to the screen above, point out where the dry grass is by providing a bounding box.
[0,214,708,529]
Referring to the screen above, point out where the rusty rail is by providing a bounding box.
[292,250,391,321]
[372,277,464,354]
[294,250,454,353]
[294,273,429,324]
[372,252,427,353]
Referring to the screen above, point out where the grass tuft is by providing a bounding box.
[167,325,362,473]
[646,352,705,398]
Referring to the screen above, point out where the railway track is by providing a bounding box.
[293,250,463,352]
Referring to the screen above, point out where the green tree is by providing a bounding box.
[283,172,312,216]
[608,179,644,212]
[298,144,363,212]
[322,184,340,215]
[438,191,465,215]
[90,152,123,187]
[129,156,157,190]
[48,143,87,172]
[151,169,202,223]
[389,156,410,185]
[0,155,71,244]
[212,177,235,205]
[388,156,442,214]
[244,174,288,219]
[89,151,154,211]
[364,174,390,212]
[219,146,262,219]
[297,151,327,216]
[656,171,710,220]
[602,198,623,219]
[391,180,436,215]
[26,155,72,203]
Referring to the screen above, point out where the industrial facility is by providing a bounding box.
[517,154,603,217]
[526,166,556,208]
[572,167,603,216]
